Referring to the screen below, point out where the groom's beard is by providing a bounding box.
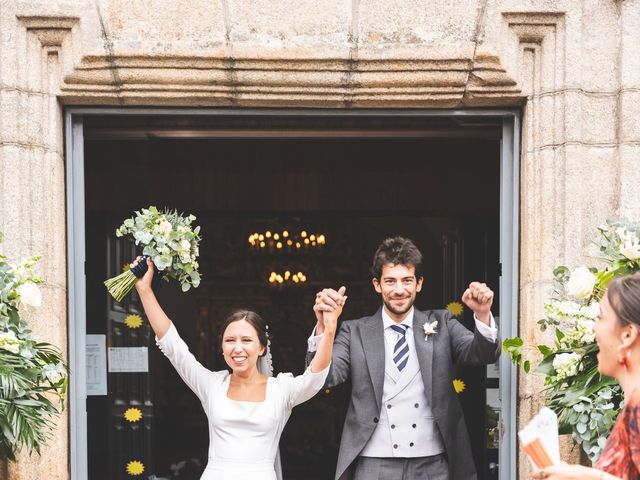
[382,295,415,317]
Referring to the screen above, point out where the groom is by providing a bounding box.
[307,237,500,480]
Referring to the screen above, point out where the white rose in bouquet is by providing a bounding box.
[566,266,597,300]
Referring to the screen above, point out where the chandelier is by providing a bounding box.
[247,225,325,286]
[248,230,326,251]
[268,270,308,285]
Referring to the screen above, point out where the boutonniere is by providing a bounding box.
[423,320,438,341]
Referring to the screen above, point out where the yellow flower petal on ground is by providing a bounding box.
[452,378,466,394]
[446,301,464,316]
[124,314,143,329]
[126,460,144,476]
[124,407,143,423]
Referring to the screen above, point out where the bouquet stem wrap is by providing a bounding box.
[104,256,164,302]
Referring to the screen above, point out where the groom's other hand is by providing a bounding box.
[462,282,494,325]
[313,286,347,335]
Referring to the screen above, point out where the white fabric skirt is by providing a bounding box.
[201,460,277,480]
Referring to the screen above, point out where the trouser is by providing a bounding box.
[354,454,448,480]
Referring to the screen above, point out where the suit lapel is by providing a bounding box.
[360,308,385,411]
[413,309,434,406]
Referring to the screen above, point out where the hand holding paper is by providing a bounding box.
[519,407,560,469]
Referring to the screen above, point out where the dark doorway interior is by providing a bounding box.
[83,114,501,480]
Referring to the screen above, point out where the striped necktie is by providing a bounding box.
[389,324,409,372]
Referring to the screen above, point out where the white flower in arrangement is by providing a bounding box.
[134,230,154,245]
[155,220,173,236]
[17,281,42,308]
[42,362,66,383]
[423,320,438,340]
[621,244,640,261]
[0,330,21,354]
[552,352,582,380]
[580,301,600,320]
[566,266,597,300]
[558,300,582,317]
[578,319,596,344]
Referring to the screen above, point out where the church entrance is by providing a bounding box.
[74,111,515,480]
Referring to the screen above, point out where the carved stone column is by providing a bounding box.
[0,12,78,480]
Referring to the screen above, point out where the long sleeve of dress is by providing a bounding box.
[276,363,330,410]
[156,322,222,402]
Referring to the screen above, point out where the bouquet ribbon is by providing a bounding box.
[130,255,165,295]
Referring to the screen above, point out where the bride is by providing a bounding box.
[132,257,345,480]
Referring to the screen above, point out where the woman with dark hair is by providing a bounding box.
[132,257,345,480]
[533,273,640,480]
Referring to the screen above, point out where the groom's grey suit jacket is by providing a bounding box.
[307,307,501,480]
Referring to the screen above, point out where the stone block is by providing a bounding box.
[227,0,350,49]
[620,90,640,143]
[619,144,640,219]
[564,0,619,91]
[620,0,640,87]
[103,0,227,54]
[563,91,618,145]
[358,0,479,47]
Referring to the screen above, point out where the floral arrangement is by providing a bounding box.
[104,206,202,301]
[0,232,68,460]
[504,218,640,461]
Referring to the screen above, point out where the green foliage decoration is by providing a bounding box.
[0,234,68,461]
[503,219,640,462]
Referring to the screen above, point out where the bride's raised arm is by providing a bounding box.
[132,257,171,339]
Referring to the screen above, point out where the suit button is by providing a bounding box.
[410,442,414,447]
[391,424,395,429]
[373,417,379,423]
[387,404,392,409]
[414,403,419,408]
[393,444,398,449]
[412,424,417,428]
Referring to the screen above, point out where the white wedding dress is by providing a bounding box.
[156,323,329,480]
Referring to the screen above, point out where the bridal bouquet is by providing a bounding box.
[104,206,202,302]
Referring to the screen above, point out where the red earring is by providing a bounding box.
[618,350,631,370]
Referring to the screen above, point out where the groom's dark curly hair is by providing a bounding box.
[370,236,423,280]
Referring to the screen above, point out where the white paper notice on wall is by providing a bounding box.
[108,347,149,373]
[86,334,107,396]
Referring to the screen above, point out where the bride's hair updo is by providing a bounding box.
[219,309,269,357]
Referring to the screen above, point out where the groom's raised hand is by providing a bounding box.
[313,286,347,335]
[462,282,494,325]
